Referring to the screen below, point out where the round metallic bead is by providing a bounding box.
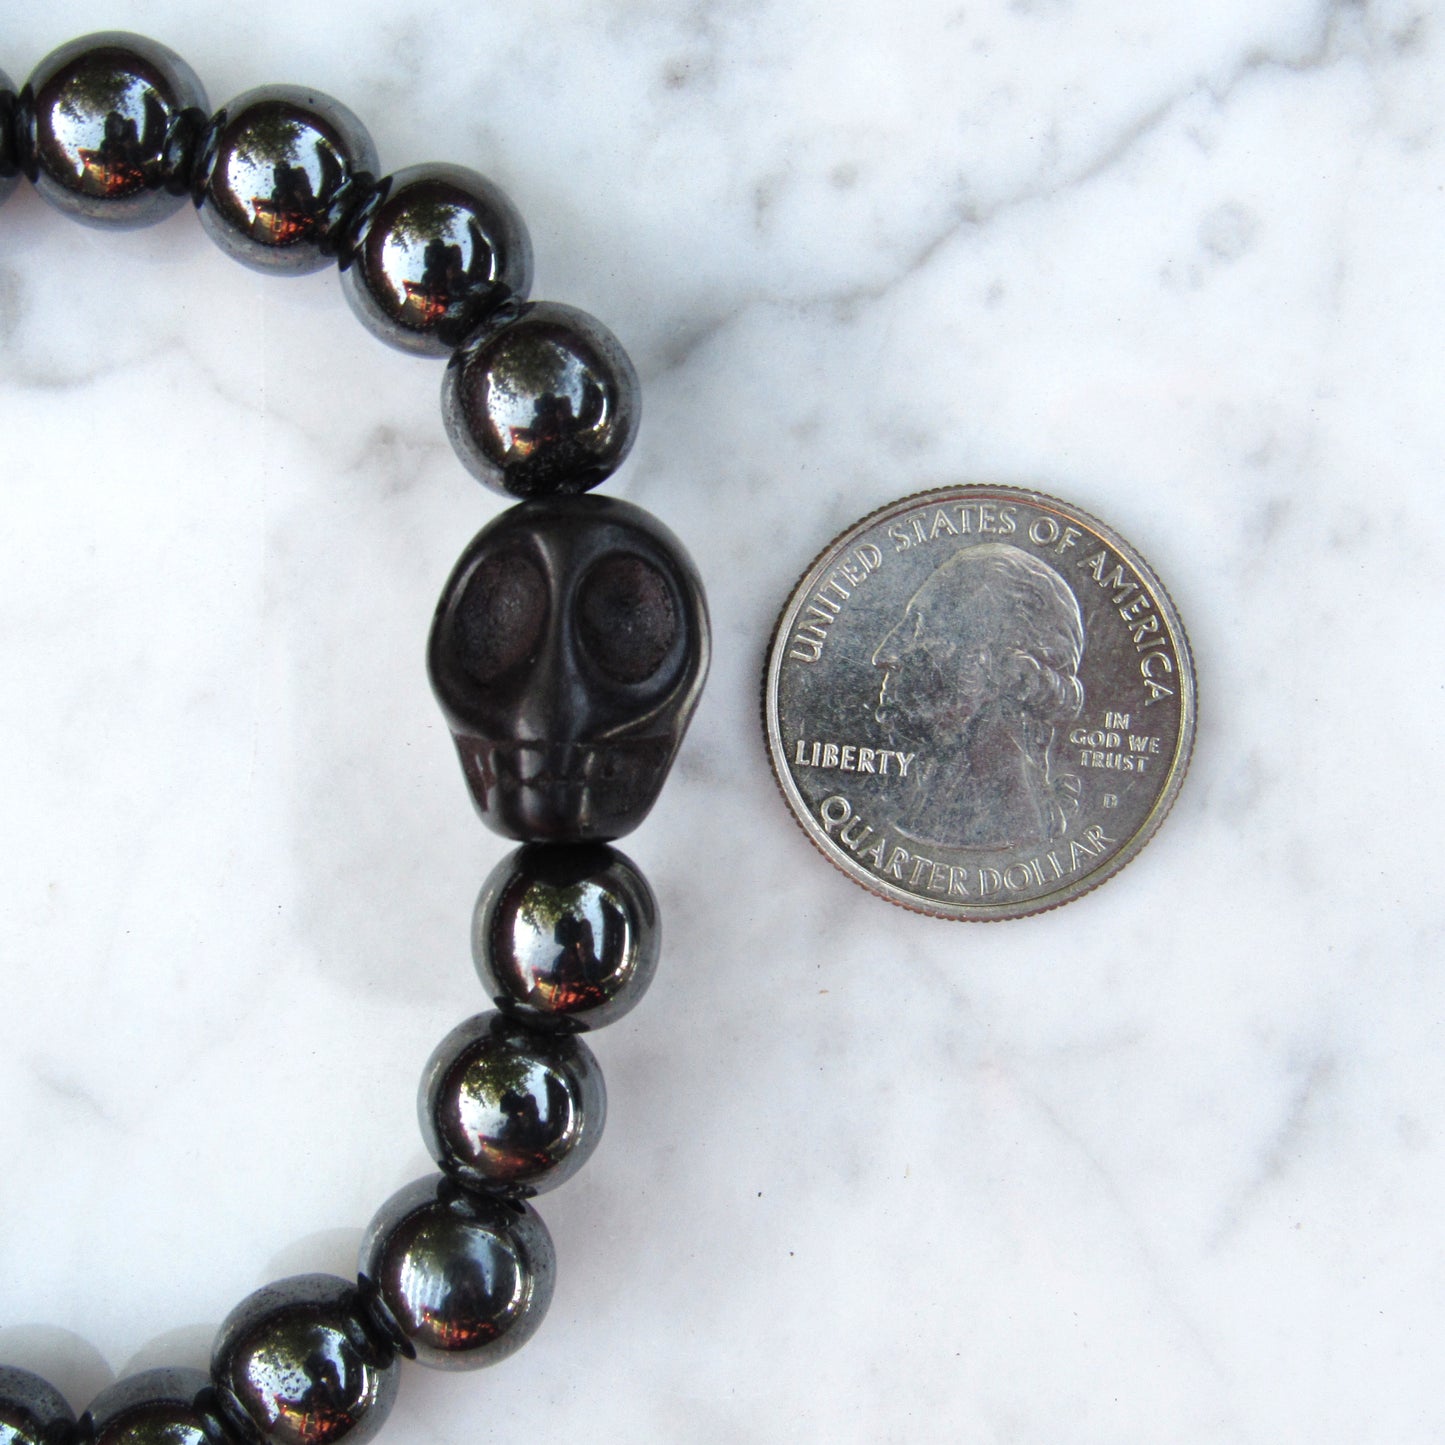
[421,1010,606,1196]
[441,300,641,498]
[0,73,22,206]
[212,1273,398,1445]
[360,1174,555,1372]
[342,163,533,357]
[0,1364,76,1445]
[473,842,659,1031]
[198,86,378,275]
[22,32,206,228]
[82,1367,233,1445]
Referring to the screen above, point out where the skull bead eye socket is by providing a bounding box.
[455,549,549,684]
[576,554,678,685]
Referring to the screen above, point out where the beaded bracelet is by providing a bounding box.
[0,30,709,1445]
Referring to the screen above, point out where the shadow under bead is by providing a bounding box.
[0,1364,76,1445]
[359,1175,555,1371]
[473,843,659,1032]
[428,495,710,843]
[197,85,377,275]
[441,300,641,498]
[0,71,22,205]
[343,162,533,357]
[420,1009,606,1195]
[21,31,206,228]
[82,1367,235,1445]
[212,1274,398,1445]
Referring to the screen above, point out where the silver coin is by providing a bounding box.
[763,485,1197,920]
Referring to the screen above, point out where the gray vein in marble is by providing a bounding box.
[1209,1050,1339,1248]
[343,423,450,498]
[1012,1072,1242,1397]
[0,268,24,344]
[642,0,1409,391]
[31,1067,119,1128]
[0,335,184,393]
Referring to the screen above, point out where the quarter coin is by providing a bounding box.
[763,486,1196,920]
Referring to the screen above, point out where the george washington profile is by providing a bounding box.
[871,542,1086,850]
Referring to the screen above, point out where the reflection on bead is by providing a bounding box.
[441,301,640,498]
[474,843,659,1031]
[212,1273,398,1445]
[22,32,206,228]
[421,1010,605,1196]
[0,74,21,206]
[343,163,532,357]
[198,86,378,275]
[83,1366,234,1445]
[360,1174,554,1371]
[0,1364,76,1445]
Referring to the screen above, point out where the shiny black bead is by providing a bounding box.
[342,163,532,357]
[212,1274,398,1445]
[21,32,206,228]
[473,843,659,1031]
[0,74,22,205]
[82,1367,235,1445]
[428,496,710,842]
[441,301,641,497]
[420,1010,605,1195]
[359,1174,554,1371]
[0,1364,76,1445]
[198,87,378,275]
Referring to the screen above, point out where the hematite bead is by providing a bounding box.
[0,1364,76,1445]
[342,163,532,357]
[441,301,641,498]
[359,1174,555,1371]
[20,32,206,229]
[474,843,659,1031]
[421,1010,606,1196]
[82,1367,235,1445]
[211,1274,398,1445]
[197,86,377,275]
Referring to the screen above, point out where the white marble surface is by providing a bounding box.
[0,1,1441,1440]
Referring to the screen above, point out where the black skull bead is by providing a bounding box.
[428,494,709,843]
